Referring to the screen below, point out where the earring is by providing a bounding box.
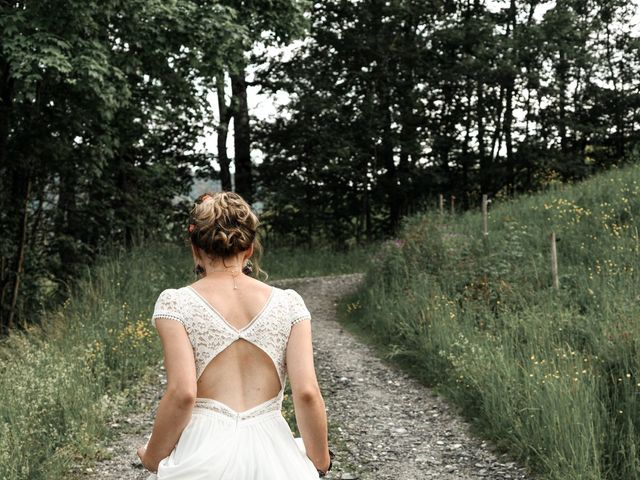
[193,264,205,276]
[242,260,253,276]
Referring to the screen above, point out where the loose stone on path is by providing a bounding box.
[284,274,534,480]
[84,273,535,480]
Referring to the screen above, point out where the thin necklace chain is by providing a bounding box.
[206,264,243,289]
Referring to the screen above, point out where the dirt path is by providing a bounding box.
[84,274,534,480]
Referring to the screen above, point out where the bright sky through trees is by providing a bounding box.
[198,0,640,172]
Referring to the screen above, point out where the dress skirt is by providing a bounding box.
[147,397,319,479]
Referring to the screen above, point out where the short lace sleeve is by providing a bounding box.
[151,288,184,328]
[287,289,311,326]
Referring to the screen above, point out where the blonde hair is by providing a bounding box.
[187,191,265,278]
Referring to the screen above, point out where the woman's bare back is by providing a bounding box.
[188,276,281,412]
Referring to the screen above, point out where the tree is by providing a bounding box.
[0,0,244,330]
[257,0,640,244]
[213,0,308,204]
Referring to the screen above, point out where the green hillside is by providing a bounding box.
[343,164,640,480]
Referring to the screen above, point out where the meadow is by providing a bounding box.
[5,160,640,479]
[0,240,364,479]
[342,164,640,479]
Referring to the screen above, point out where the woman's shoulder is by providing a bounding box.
[280,288,311,323]
[281,287,304,301]
[155,286,191,303]
[239,276,282,296]
[155,287,183,300]
[151,287,189,327]
[241,279,306,312]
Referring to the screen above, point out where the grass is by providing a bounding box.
[0,239,366,479]
[260,243,372,280]
[341,163,640,480]
[0,242,187,480]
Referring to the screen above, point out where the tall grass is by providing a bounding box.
[261,244,371,280]
[0,237,366,479]
[0,242,189,480]
[343,164,640,479]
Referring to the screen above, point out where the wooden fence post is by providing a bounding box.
[439,194,444,215]
[550,232,559,289]
[450,195,456,215]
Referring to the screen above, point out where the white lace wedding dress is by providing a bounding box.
[146,286,320,479]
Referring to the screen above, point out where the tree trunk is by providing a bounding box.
[378,83,400,232]
[474,0,488,194]
[477,78,489,192]
[462,85,473,202]
[216,75,232,191]
[558,48,569,155]
[364,186,372,242]
[55,167,78,276]
[605,22,625,160]
[439,81,455,178]
[29,184,45,251]
[230,63,253,203]
[504,89,515,190]
[0,53,13,174]
[0,51,15,331]
[6,174,31,330]
[490,86,505,163]
[397,13,418,217]
[504,0,517,193]
[116,157,136,247]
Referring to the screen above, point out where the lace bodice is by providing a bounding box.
[150,286,311,386]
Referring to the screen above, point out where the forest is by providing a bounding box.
[1,0,639,331]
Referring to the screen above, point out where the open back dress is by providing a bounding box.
[147,285,319,479]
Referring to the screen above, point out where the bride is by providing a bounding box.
[136,192,333,479]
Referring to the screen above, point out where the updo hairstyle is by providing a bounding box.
[187,191,264,277]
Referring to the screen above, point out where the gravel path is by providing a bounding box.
[83,274,535,480]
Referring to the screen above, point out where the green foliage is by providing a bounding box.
[257,0,640,244]
[343,163,640,479]
[0,242,189,480]
[0,0,247,329]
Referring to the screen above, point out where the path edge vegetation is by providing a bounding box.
[0,242,185,480]
[0,241,367,480]
[339,163,640,480]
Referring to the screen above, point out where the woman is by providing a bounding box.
[136,192,333,479]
